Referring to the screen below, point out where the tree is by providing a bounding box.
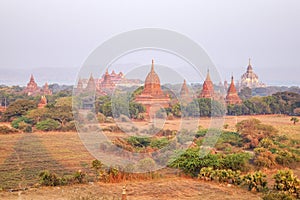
[36,119,60,131]
[2,99,37,121]
[290,117,299,125]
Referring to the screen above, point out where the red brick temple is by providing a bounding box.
[23,74,39,96]
[135,60,170,116]
[199,70,215,99]
[180,79,192,103]
[23,74,52,96]
[226,76,242,104]
[100,70,115,93]
[42,82,52,95]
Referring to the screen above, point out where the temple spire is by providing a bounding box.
[248,58,251,66]
[151,59,154,72]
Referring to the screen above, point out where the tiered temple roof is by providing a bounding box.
[226,76,242,104]
[240,58,265,89]
[199,70,215,99]
[135,60,170,116]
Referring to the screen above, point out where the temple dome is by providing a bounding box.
[145,59,161,85]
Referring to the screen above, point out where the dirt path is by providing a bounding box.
[0,177,262,200]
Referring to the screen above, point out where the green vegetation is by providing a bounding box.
[228,92,300,116]
[0,125,18,134]
[36,119,61,131]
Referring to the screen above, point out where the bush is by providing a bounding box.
[97,113,106,123]
[0,125,19,134]
[36,119,60,131]
[39,170,60,186]
[18,121,32,133]
[263,191,296,200]
[243,171,268,192]
[221,153,251,171]
[273,170,300,198]
[73,170,86,183]
[11,117,33,128]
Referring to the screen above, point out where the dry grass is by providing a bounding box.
[0,114,298,199]
[0,177,262,200]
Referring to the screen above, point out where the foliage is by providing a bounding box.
[184,98,226,117]
[2,99,37,121]
[243,171,268,192]
[11,116,33,129]
[36,119,60,131]
[0,125,18,134]
[169,147,252,176]
[198,167,242,185]
[263,191,296,200]
[227,92,300,116]
[254,148,277,168]
[73,170,86,184]
[290,117,299,125]
[39,170,61,186]
[236,118,278,148]
[221,152,251,171]
[273,170,300,197]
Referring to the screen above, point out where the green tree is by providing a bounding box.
[2,99,37,121]
[36,119,60,131]
[290,117,299,125]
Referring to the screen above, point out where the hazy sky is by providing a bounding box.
[0,0,299,86]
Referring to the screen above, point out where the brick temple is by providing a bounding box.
[226,76,242,104]
[23,74,52,96]
[135,60,170,116]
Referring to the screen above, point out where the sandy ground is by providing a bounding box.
[0,177,262,200]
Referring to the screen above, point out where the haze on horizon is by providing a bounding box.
[0,0,299,87]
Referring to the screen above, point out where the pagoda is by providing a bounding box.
[38,96,47,108]
[135,60,170,116]
[85,74,96,91]
[199,70,214,99]
[240,58,265,89]
[42,82,52,95]
[226,76,242,104]
[24,74,40,96]
[100,70,115,93]
[180,79,192,103]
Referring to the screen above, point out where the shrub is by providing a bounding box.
[263,191,296,200]
[97,113,106,123]
[36,119,60,131]
[243,171,268,192]
[150,138,169,149]
[73,170,86,184]
[11,116,33,129]
[0,125,19,134]
[273,170,300,197]
[275,150,299,167]
[39,170,60,186]
[221,152,251,171]
[254,148,277,168]
[18,121,32,133]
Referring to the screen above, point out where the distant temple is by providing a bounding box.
[240,59,265,89]
[135,60,170,116]
[199,70,215,99]
[180,80,192,103]
[23,74,52,96]
[38,96,48,108]
[226,76,242,104]
[42,82,52,95]
[76,70,142,96]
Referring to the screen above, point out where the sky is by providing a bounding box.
[0,0,299,86]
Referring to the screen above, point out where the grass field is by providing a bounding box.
[0,114,299,199]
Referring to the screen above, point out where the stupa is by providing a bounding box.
[135,60,170,116]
